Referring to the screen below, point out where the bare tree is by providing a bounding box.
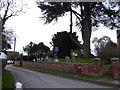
[0,0,27,29]
[0,0,27,50]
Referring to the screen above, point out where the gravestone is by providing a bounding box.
[72,56,76,62]
[71,50,79,62]
[45,56,51,62]
[65,56,70,63]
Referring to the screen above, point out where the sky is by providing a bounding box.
[5,0,117,55]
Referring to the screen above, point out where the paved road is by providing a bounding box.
[6,65,118,89]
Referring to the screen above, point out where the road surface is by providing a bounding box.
[6,65,118,89]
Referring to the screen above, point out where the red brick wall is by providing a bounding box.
[15,60,102,76]
[101,65,111,74]
[111,58,119,79]
[15,58,120,77]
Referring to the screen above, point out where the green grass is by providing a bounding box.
[2,70,14,89]
[13,64,115,83]
[39,58,110,66]
[57,58,93,64]
[36,58,94,64]
[74,58,93,64]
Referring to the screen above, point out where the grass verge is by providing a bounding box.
[2,70,14,89]
[13,65,114,82]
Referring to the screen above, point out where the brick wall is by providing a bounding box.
[15,58,119,77]
[15,58,105,76]
[111,58,120,79]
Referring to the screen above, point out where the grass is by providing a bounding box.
[58,58,93,64]
[37,58,94,64]
[74,58,93,64]
[13,65,115,82]
[2,70,14,89]
[60,58,94,64]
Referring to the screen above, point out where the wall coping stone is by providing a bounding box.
[110,58,119,61]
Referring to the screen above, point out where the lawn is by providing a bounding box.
[57,58,94,64]
[37,58,93,64]
[2,70,14,89]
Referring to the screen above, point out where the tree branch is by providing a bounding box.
[73,12,82,27]
[90,2,97,9]
[71,10,82,19]
[2,2,10,27]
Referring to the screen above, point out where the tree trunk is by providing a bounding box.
[70,7,82,49]
[70,4,92,59]
[82,3,92,59]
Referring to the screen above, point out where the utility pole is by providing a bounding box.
[0,15,2,52]
[14,37,16,53]
[13,37,16,64]
[0,14,2,90]
[117,30,120,57]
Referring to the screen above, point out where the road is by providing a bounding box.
[6,65,118,89]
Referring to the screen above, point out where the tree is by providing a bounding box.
[23,42,50,61]
[51,31,81,58]
[92,36,111,55]
[92,36,118,62]
[7,51,22,60]
[2,28,15,50]
[35,42,50,60]
[1,0,26,29]
[23,42,38,61]
[1,0,26,50]
[23,42,36,56]
[36,2,120,59]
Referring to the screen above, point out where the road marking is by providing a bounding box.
[15,81,23,88]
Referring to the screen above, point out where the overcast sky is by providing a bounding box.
[6,0,117,55]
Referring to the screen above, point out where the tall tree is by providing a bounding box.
[51,31,81,58]
[37,2,120,59]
